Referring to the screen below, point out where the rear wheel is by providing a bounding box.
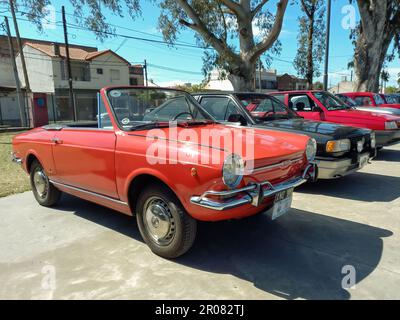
[136,183,197,259]
[30,160,61,206]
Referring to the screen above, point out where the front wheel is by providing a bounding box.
[30,160,61,206]
[136,184,197,259]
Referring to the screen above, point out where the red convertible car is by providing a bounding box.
[270,90,400,147]
[12,87,316,258]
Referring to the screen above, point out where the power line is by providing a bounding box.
[0,7,212,51]
[147,63,203,75]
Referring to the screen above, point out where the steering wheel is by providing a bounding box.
[172,112,194,121]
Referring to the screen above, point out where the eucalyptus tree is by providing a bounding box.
[350,0,400,92]
[293,0,325,89]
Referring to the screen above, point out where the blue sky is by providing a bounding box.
[1,0,399,87]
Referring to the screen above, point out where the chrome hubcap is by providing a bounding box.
[33,169,48,198]
[144,197,175,246]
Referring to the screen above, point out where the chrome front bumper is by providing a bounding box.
[316,152,372,179]
[375,130,400,147]
[11,152,22,165]
[190,164,315,211]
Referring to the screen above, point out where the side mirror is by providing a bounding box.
[228,114,247,126]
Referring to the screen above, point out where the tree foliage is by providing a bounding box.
[11,0,141,37]
[157,0,289,90]
[293,0,325,89]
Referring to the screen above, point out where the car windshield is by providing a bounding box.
[374,94,386,105]
[384,95,397,104]
[313,91,350,110]
[235,94,300,120]
[337,95,357,107]
[106,88,214,130]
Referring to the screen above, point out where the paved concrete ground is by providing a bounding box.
[0,145,399,300]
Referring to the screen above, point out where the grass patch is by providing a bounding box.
[0,131,30,197]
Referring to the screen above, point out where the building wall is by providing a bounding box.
[328,81,355,94]
[16,46,55,93]
[0,37,18,88]
[0,93,23,126]
[255,70,278,92]
[0,56,16,88]
[277,74,307,91]
[53,51,130,90]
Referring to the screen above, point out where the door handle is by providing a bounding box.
[51,137,63,144]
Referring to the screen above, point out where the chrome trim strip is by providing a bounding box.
[49,180,128,206]
[250,157,303,173]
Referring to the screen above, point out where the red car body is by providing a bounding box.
[342,92,400,109]
[12,86,315,257]
[270,90,400,147]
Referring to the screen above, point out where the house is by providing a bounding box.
[205,68,277,92]
[328,80,356,94]
[129,64,145,86]
[0,36,143,125]
[277,73,308,91]
[16,42,133,93]
[254,69,278,92]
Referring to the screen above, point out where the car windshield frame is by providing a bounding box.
[235,93,301,121]
[105,87,216,131]
[313,91,351,111]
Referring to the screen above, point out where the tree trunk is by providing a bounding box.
[353,0,397,92]
[306,11,314,90]
[354,32,392,92]
[228,62,255,91]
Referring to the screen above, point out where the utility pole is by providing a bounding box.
[323,0,331,91]
[62,6,77,121]
[258,58,262,93]
[144,59,148,87]
[9,0,31,127]
[4,17,25,127]
[9,0,30,93]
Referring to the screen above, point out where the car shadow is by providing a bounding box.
[297,171,400,202]
[56,194,392,300]
[374,148,400,162]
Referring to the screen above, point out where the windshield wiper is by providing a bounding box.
[178,119,215,127]
[128,122,171,131]
[128,120,215,131]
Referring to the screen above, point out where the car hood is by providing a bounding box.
[135,123,308,167]
[328,109,400,122]
[254,118,371,143]
[355,106,400,116]
[380,103,400,109]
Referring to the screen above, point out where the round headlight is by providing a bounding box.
[306,138,317,162]
[222,154,245,189]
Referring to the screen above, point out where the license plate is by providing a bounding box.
[359,154,369,168]
[271,189,293,220]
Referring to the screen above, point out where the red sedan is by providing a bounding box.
[12,87,316,258]
[270,90,400,147]
[342,92,400,109]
